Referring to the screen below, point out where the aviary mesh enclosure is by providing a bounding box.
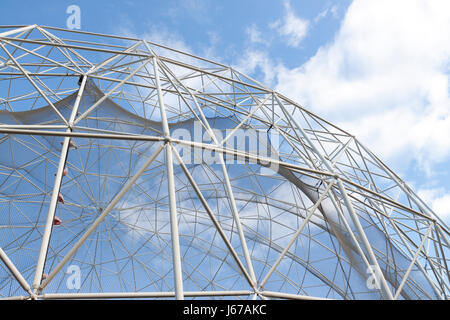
[0,25,448,300]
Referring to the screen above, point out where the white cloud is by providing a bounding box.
[418,188,450,221]
[233,49,279,87]
[314,4,339,23]
[270,0,309,48]
[274,0,450,172]
[245,24,265,45]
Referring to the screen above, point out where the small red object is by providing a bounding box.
[60,140,77,149]
[53,216,62,226]
[57,193,65,204]
[54,168,68,177]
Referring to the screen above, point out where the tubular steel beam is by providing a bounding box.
[32,74,87,292]
[0,25,36,38]
[394,225,433,299]
[153,55,184,300]
[0,248,33,295]
[39,290,252,299]
[260,291,332,300]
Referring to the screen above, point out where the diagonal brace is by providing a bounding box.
[38,143,164,292]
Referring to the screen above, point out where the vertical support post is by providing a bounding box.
[153,56,184,300]
[150,56,257,286]
[165,142,184,300]
[218,159,257,286]
[32,75,87,292]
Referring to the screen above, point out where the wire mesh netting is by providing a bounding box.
[0,25,448,300]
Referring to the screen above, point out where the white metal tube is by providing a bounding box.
[326,190,377,275]
[0,25,36,38]
[218,158,257,286]
[153,56,184,300]
[0,36,149,58]
[32,75,88,291]
[0,248,32,295]
[436,224,450,248]
[0,127,165,142]
[165,142,184,300]
[86,41,143,75]
[336,178,394,300]
[394,225,433,299]
[39,290,252,299]
[0,295,28,300]
[260,290,331,300]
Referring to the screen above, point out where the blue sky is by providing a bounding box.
[1,0,449,223]
[0,0,350,67]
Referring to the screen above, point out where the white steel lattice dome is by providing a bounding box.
[0,25,448,300]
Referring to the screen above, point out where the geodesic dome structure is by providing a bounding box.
[0,25,448,300]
